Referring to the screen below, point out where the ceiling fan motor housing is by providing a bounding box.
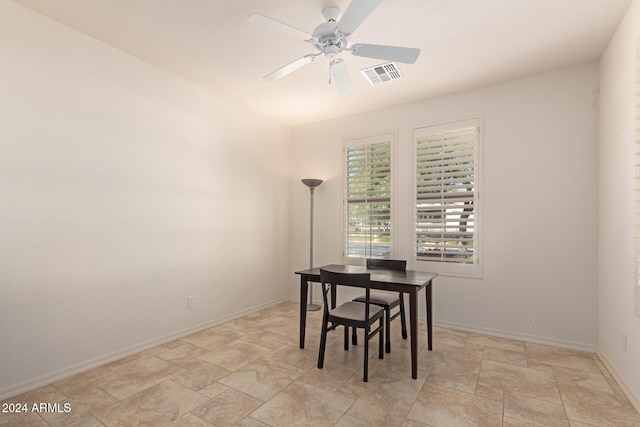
[313,23,348,59]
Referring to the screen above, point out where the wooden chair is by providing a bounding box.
[352,258,408,353]
[317,268,384,382]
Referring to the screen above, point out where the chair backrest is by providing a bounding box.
[366,258,407,271]
[319,269,372,319]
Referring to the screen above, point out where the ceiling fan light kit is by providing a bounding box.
[247,0,420,96]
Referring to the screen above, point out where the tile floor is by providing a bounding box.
[2,301,640,426]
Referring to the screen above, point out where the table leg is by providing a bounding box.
[300,277,308,349]
[426,283,433,351]
[409,288,418,379]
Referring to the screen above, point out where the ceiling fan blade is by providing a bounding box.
[247,13,312,41]
[264,54,317,81]
[331,59,354,96]
[351,43,421,64]
[336,0,383,37]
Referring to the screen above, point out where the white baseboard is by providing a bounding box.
[0,297,288,401]
[434,319,598,353]
[289,296,597,352]
[597,348,640,414]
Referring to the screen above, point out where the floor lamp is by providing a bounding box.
[302,178,323,311]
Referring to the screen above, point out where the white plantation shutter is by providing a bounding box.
[414,119,480,275]
[344,134,393,259]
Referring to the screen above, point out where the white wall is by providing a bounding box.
[598,0,640,410]
[0,2,291,399]
[290,63,599,352]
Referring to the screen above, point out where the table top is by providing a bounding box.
[295,264,437,288]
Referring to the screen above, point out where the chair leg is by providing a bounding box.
[363,326,369,382]
[385,307,391,353]
[352,327,358,345]
[318,320,328,369]
[344,326,349,350]
[378,317,384,359]
[399,294,408,339]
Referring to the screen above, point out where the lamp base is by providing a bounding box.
[306,303,321,311]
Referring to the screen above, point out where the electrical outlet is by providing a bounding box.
[187,296,195,309]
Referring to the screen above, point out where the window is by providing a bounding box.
[344,133,394,259]
[414,119,481,277]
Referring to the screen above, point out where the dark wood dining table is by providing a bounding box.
[295,264,437,379]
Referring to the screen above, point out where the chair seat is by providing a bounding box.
[354,291,399,306]
[330,301,384,322]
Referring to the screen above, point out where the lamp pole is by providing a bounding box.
[302,178,323,311]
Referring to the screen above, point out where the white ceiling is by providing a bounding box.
[14,0,632,127]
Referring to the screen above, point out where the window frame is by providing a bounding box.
[343,131,396,262]
[412,117,483,278]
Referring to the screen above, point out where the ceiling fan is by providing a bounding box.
[247,0,420,96]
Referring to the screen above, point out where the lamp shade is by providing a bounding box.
[302,178,323,188]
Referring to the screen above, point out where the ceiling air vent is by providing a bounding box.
[360,62,402,86]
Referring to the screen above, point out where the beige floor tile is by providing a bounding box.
[239,330,286,348]
[293,351,321,372]
[347,388,412,427]
[549,363,640,425]
[105,345,172,369]
[173,412,215,426]
[503,392,569,426]
[299,363,365,400]
[182,326,244,351]
[218,358,306,401]
[503,417,541,426]
[568,421,601,427]
[593,357,628,398]
[156,343,207,369]
[171,361,231,391]
[250,381,353,427]
[475,384,504,402]
[196,340,273,371]
[408,383,503,427]
[318,334,371,374]
[52,385,117,419]
[0,412,50,426]
[560,386,640,426]
[53,367,113,397]
[4,308,640,427]
[94,380,208,426]
[424,347,483,393]
[430,328,466,349]
[197,382,229,399]
[402,419,435,427]
[256,315,300,335]
[264,342,310,365]
[467,334,526,353]
[191,388,263,427]
[235,416,270,426]
[1,385,72,426]
[40,411,104,427]
[361,356,428,405]
[95,356,185,400]
[478,359,562,404]
[525,343,600,373]
[483,346,528,367]
[335,414,372,426]
[553,365,616,395]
